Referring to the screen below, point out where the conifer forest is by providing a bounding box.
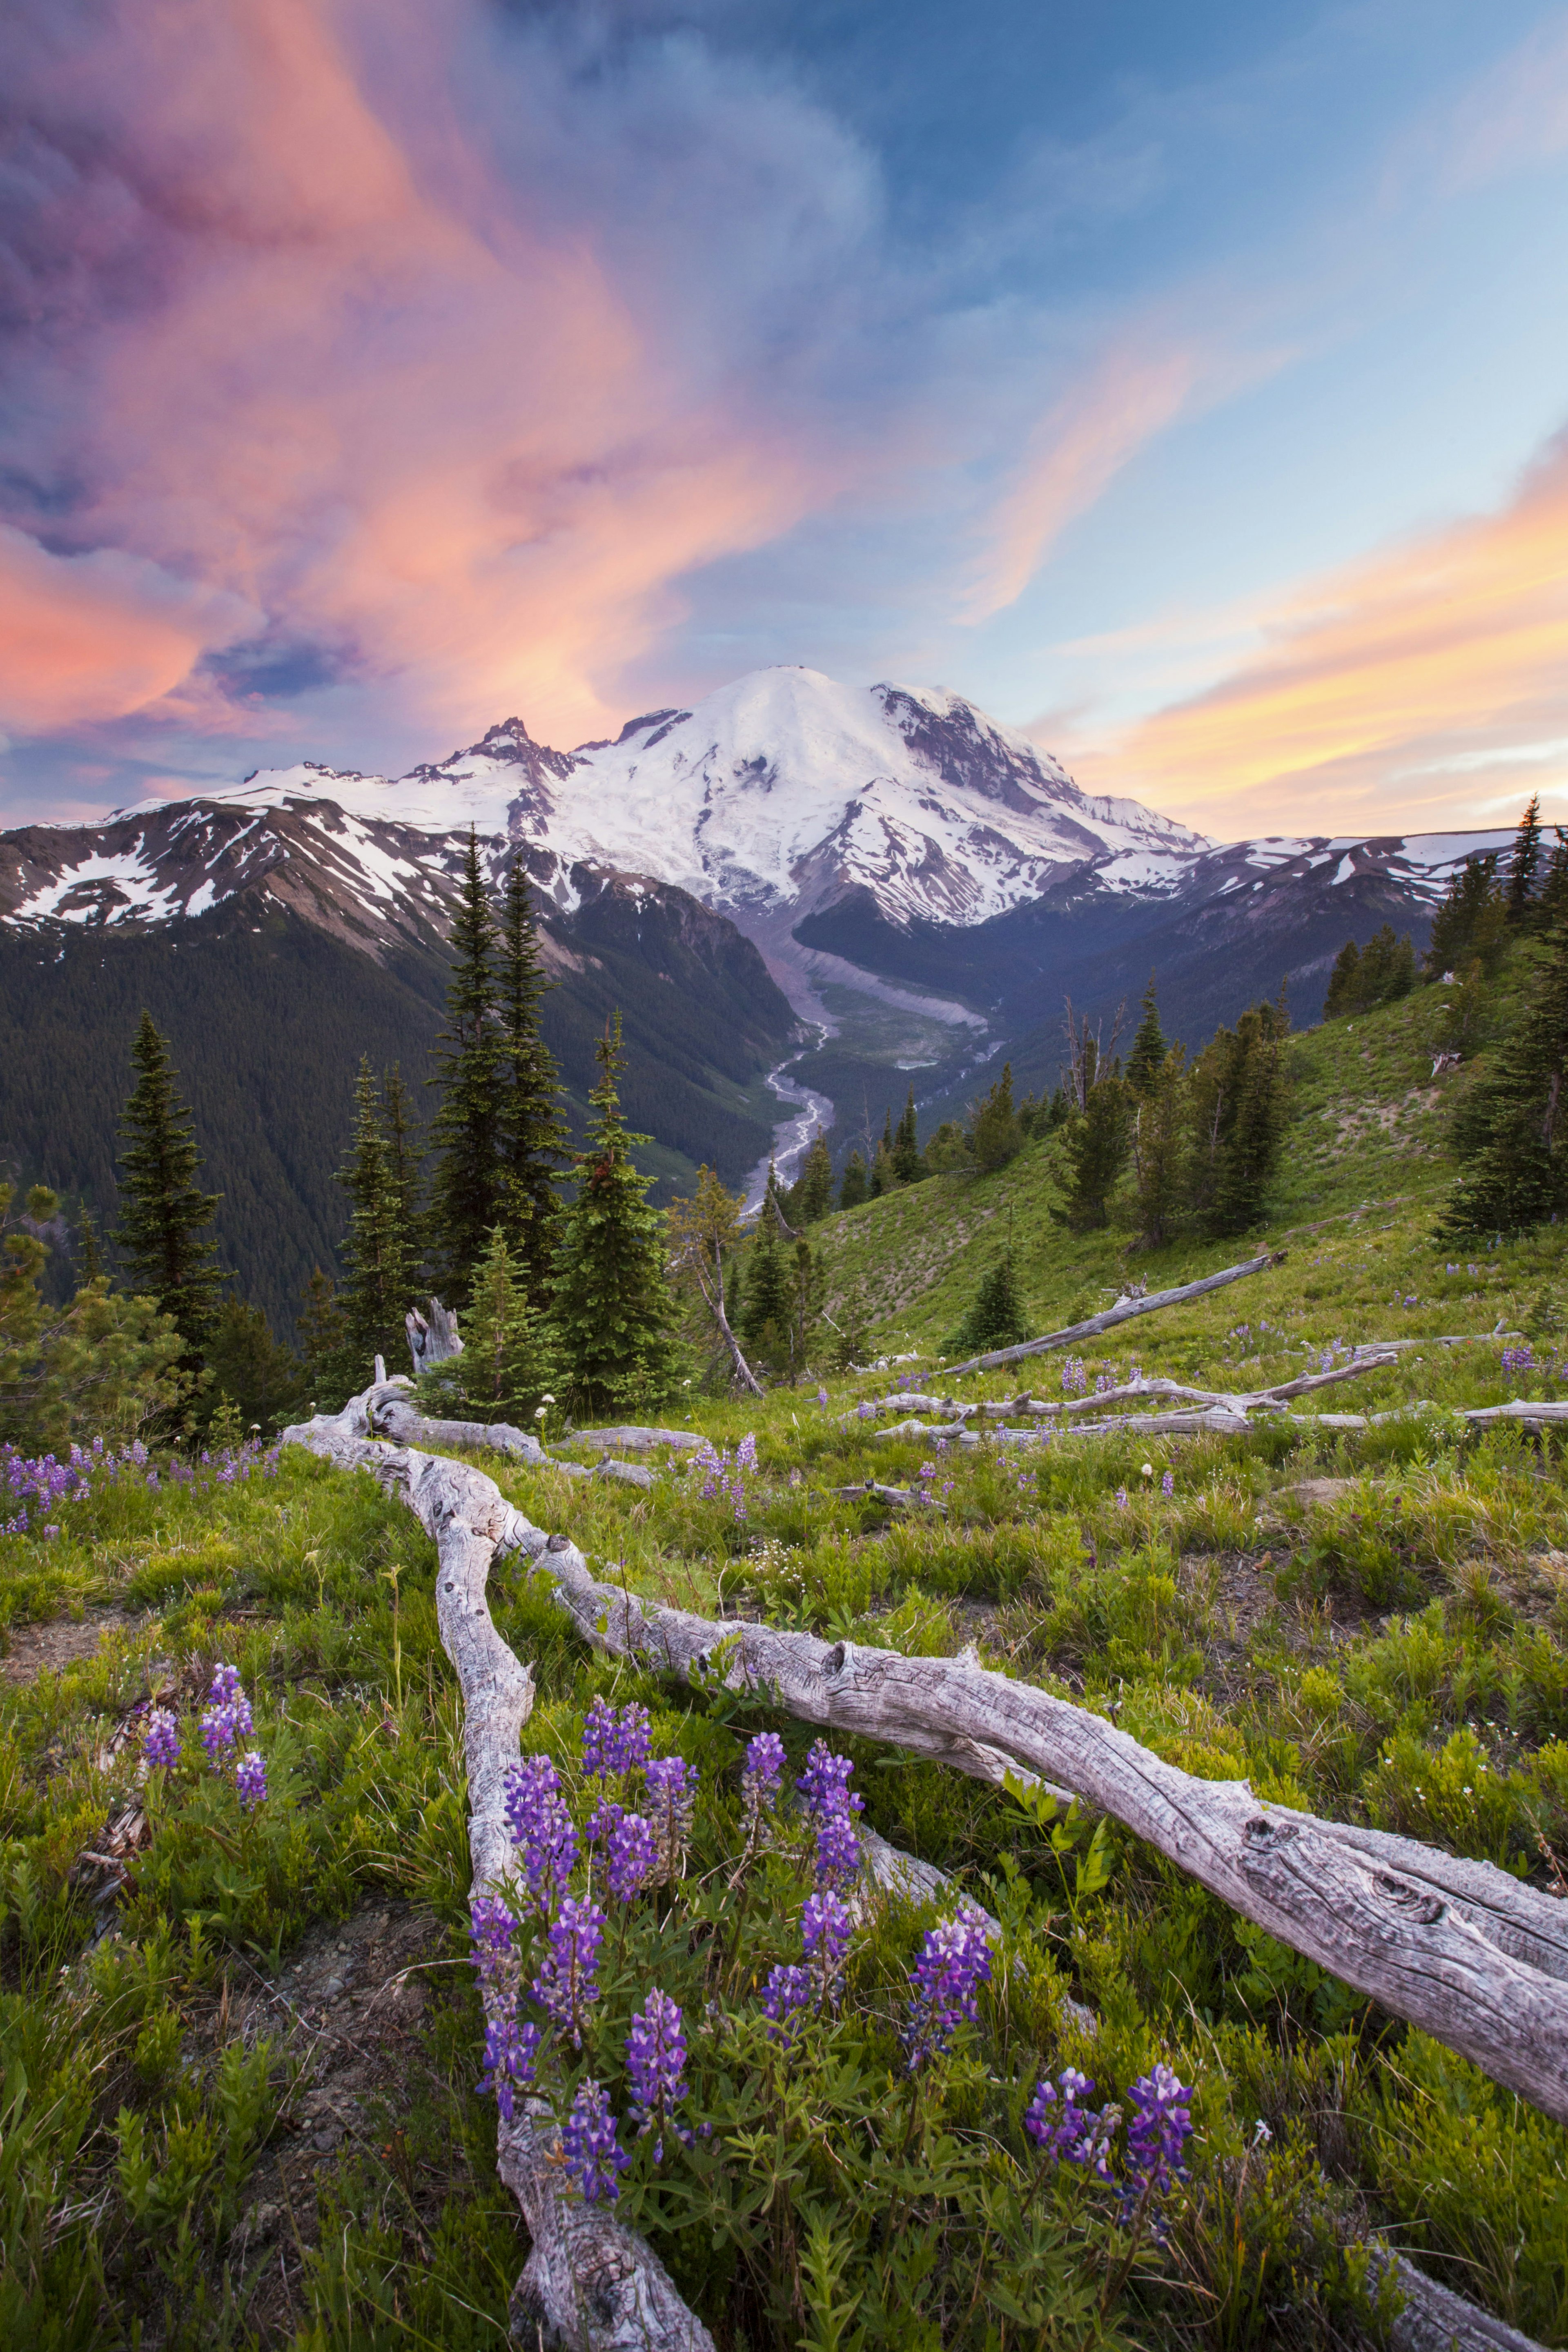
[4,806,1568,2352]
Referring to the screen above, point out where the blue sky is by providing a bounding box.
[4,0,1568,840]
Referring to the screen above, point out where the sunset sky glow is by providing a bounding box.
[5,0,1568,841]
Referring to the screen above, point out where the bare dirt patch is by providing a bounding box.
[0,1607,143,1682]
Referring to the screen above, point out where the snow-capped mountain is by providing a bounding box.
[138,667,1210,932]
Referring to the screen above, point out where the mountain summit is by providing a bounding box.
[164,666,1208,933]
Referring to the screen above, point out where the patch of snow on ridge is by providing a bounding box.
[12,850,179,926]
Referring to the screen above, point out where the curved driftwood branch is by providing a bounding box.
[943,1252,1282,1376]
[288,1396,711,2351]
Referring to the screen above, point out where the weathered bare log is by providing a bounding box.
[406,1296,464,1371]
[1368,2252,1550,2352]
[364,1383,548,1463]
[943,1253,1282,1376]
[280,1406,1568,2129]
[283,1396,712,2351]
[829,1478,947,1512]
[597,1459,655,1490]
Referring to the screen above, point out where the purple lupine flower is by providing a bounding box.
[917,1460,937,1486]
[813,1808,861,1889]
[817,1388,829,1408]
[531,1895,605,2046]
[625,1989,688,2160]
[1502,1344,1535,1375]
[736,1432,758,1472]
[742,1731,786,1805]
[469,1895,519,2000]
[143,1707,181,1770]
[1114,1488,1129,1510]
[1025,2067,1115,2176]
[605,1812,659,1902]
[561,2079,631,2203]
[478,2013,543,2123]
[1161,1470,1174,1498]
[644,1755,695,1882]
[582,1696,652,1780]
[761,1961,812,2042]
[795,1742,864,1821]
[1124,2064,1193,2205]
[200,1704,237,1764]
[903,1905,992,2068]
[858,1401,873,1421]
[503,1753,580,1910]
[235,1750,267,1810]
[801,1889,853,2005]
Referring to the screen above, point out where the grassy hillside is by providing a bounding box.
[806,969,1538,1367]
[2,974,1566,2348]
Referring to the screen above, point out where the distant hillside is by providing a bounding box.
[0,872,796,1332]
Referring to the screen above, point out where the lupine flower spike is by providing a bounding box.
[561,2079,631,2203]
[531,1895,606,2047]
[644,1755,695,1883]
[625,1989,690,2160]
[904,1905,992,2068]
[143,1707,181,1771]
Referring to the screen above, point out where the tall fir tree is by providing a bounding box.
[114,1011,223,1357]
[548,1016,679,1416]
[296,1268,350,1408]
[1425,852,1503,978]
[795,1129,835,1223]
[428,828,505,1302]
[203,1298,305,1435]
[419,1225,558,1425]
[1124,978,1168,1095]
[738,1199,793,1365]
[496,859,569,1301]
[1323,939,1361,1016]
[1055,1073,1132,1230]
[891,1087,923,1183]
[380,1062,426,1289]
[838,1151,869,1211]
[1438,923,1568,1237]
[1192,998,1290,1236]
[337,1058,416,1380]
[1507,795,1544,927]
[1131,1045,1189,1248]
[970,1062,1023,1172]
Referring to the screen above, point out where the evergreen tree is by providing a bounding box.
[1125,978,1168,1095]
[838,1152,869,1210]
[1507,794,1543,926]
[428,829,504,1301]
[1195,998,1290,1236]
[496,859,569,1300]
[944,1254,1029,1356]
[1,1181,183,1450]
[296,1267,350,1408]
[923,1121,973,1173]
[1538,830,1568,934]
[1131,1045,1188,1249]
[419,1225,558,1425]
[970,1062,1023,1172]
[1438,924,1568,1237]
[1056,1074,1133,1230]
[1425,853,1503,978]
[114,1011,223,1357]
[337,1059,417,1380]
[381,1063,426,1289]
[548,1016,679,1416]
[1323,939,1361,1017]
[1354,925,1414,1008]
[738,1200,793,1367]
[795,1129,835,1223]
[869,1141,899,1197]
[891,1087,924,1183]
[203,1298,306,1435]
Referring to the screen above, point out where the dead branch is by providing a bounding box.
[285,1394,712,2351]
[282,1400,1568,2129]
[943,1253,1283,1376]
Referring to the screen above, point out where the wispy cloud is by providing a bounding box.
[1065,423,1568,838]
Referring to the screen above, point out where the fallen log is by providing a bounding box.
[943,1252,1282,1376]
[568,1425,707,1452]
[829,1478,947,1513]
[281,1401,1568,2128]
[363,1382,548,1463]
[287,1398,713,2350]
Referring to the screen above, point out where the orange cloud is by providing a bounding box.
[0,527,260,735]
[1067,428,1568,839]
[5,0,862,753]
